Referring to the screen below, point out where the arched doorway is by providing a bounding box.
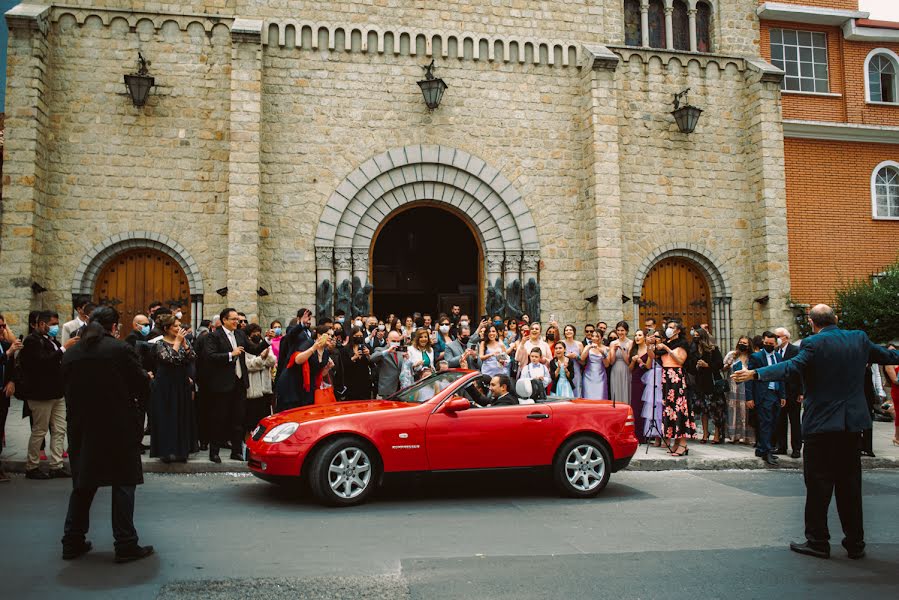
[639,257,711,329]
[371,206,480,318]
[93,248,192,329]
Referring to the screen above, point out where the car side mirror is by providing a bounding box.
[444,397,471,412]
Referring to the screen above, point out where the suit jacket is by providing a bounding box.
[201,328,269,394]
[444,339,467,369]
[15,332,65,401]
[757,325,899,435]
[370,346,406,397]
[61,334,149,488]
[780,342,803,401]
[746,350,784,403]
[60,318,84,345]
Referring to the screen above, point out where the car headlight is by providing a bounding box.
[262,423,299,443]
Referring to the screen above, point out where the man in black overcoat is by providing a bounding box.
[201,308,269,462]
[60,307,154,563]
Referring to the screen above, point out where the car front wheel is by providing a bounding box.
[553,436,611,498]
[308,436,381,507]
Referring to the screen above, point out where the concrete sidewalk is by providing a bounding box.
[2,397,897,474]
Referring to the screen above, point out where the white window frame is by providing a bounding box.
[769,27,830,94]
[871,159,899,221]
[864,48,899,105]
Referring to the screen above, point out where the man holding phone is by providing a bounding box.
[371,331,408,397]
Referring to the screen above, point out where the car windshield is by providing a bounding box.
[386,371,468,404]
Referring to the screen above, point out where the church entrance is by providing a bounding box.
[639,257,711,330]
[371,205,480,318]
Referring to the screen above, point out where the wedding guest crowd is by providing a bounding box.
[2,296,897,476]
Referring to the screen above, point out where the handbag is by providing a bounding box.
[713,371,727,395]
[314,372,337,405]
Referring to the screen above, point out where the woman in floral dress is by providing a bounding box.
[651,323,694,456]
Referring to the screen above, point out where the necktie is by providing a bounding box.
[228,331,242,378]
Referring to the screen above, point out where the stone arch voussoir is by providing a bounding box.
[72,232,204,297]
[633,243,731,299]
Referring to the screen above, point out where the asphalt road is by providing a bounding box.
[2,469,898,599]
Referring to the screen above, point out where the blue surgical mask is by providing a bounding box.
[140,325,151,337]
[273,327,282,336]
[48,325,60,338]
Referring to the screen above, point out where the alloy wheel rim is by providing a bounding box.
[328,447,372,499]
[564,444,605,491]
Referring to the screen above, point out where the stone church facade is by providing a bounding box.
[0,1,795,348]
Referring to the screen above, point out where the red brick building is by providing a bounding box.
[758,1,899,303]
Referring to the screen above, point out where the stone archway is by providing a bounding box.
[632,244,732,348]
[72,231,205,325]
[314,145,541,320]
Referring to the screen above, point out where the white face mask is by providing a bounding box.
[665,327,675,339]
[175,311,183,319]
[378,324,385,331]
[439,325,450,334]
[354,320,363,328]
[459,320,468,329]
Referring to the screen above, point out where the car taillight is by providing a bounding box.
[624,407,635,429]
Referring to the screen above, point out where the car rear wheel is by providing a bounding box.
[553,435,611,498]
[308,436,381,507]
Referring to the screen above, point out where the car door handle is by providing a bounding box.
[527,413,550,420]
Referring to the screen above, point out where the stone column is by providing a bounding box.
[664,2,674,50]
[745,59,793,329]
[486,251,504,287]
[352,247,369,286]
[640,1,650,47]
[334,247,352,285]
[688,2,698,52]
[521,251,540,285]
[580,46,624,324]
[226,18,263,318]
[333,247,353,316]
[314,246,334,322]
[504,252,522,286]
[0,5,52,327]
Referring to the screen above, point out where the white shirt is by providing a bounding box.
[224,329,242,377]
[519,362,550,382]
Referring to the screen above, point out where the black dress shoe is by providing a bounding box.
[114,544,154,564]
[790,541,830,559]
[773,448,787,456]
[49,468,72,479]
[25,469,50,480]
[790,450,802,459]
[209,453,221,463]
[229,453,244,461]
[763,454,780,466]
[62,540,93,560]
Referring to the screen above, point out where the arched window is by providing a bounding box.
[872,161,899,219]
[624,0,641,47]
[866,49,899,104]
[672,0,690,51]
[648,0,666,50]
[696,1,712,53]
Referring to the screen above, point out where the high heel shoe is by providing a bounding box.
[673,445,689,457]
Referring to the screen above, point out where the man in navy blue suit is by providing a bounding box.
[736,305,899,560]
[744,331,786,466]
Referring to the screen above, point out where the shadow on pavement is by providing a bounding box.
[56,552,160,591]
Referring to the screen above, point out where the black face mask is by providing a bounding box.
[459,335,470,345]
[763,344,776,354]
[353,337,364,344]
[737,344,749,352]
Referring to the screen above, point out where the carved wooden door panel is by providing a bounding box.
[94,248,191,330]
[639,258,711,331]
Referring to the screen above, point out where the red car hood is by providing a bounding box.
[260,400,416,428]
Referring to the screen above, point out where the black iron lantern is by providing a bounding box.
[671,88,702,134]
[124,52,154,108]
[417,60,447,111]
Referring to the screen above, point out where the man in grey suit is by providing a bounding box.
[370,331,408,398]
[736,304,899,560]
[444,324,476,369]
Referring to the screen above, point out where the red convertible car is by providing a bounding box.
[246,370,638,506]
